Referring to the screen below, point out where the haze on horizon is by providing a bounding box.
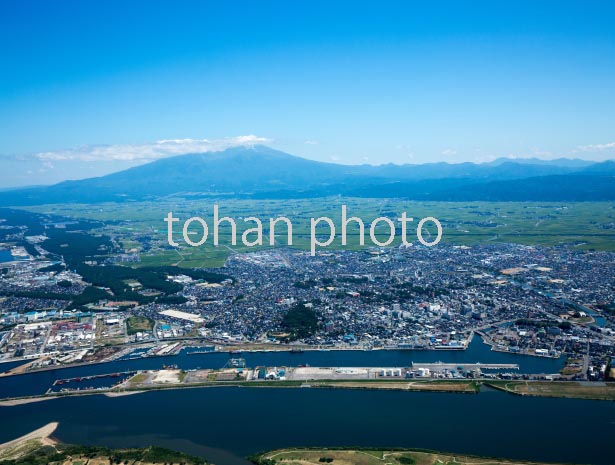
[1,1,614,187]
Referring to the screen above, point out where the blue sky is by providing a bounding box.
[1,0,614,186]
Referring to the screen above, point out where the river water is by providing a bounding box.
[0,387,613,465]
[2,336,605,465]
[0,335,564,399]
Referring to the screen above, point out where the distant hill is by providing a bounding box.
[485,157,595,168]
[0,145,613,205]
[578,160,615,175]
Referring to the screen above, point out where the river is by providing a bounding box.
[0,335,564,399]
[0,338,610,465]
[0,387,613,465]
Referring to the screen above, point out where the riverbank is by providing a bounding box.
[0,378,480,405]
[251,447,577,465]
[3,425,580,465]
[3,375,615,405]
[0,333,563,378]
[0,396,61,406]
[0,337,566,401]
[0,424,206,465]
[486,380,615,400]
[0,422,58,461]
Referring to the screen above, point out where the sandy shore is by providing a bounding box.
[0,422,59,449]
[0,396,59,407]
[104,390,145,397]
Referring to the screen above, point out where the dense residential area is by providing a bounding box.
[1,207,613,383]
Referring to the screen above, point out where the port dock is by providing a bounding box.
[411,362,519,371]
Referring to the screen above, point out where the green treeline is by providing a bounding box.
[515,318,572,330]
[1,444,207,465]
[282,303,318,340]
[0,208,233,309]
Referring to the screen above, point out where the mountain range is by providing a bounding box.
[1,145,614,205]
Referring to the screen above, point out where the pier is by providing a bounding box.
[52,371,137,386]
[411,362,519,371]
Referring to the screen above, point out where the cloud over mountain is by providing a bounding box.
[1,145,614,205]
[578,142,615,152]
[32,135,271,162]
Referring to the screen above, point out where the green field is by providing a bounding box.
[21,198,615,268]
[252,447,577,465]
[125,316,155,335]
[486,380,615,401]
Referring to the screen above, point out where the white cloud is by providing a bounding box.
[578,142,615,152]
[32,135,271,162]
[329,155,341,162]
[441,148,457,156]
[304,140,319,145]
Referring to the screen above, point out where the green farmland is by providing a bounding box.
[21,198,615,268]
